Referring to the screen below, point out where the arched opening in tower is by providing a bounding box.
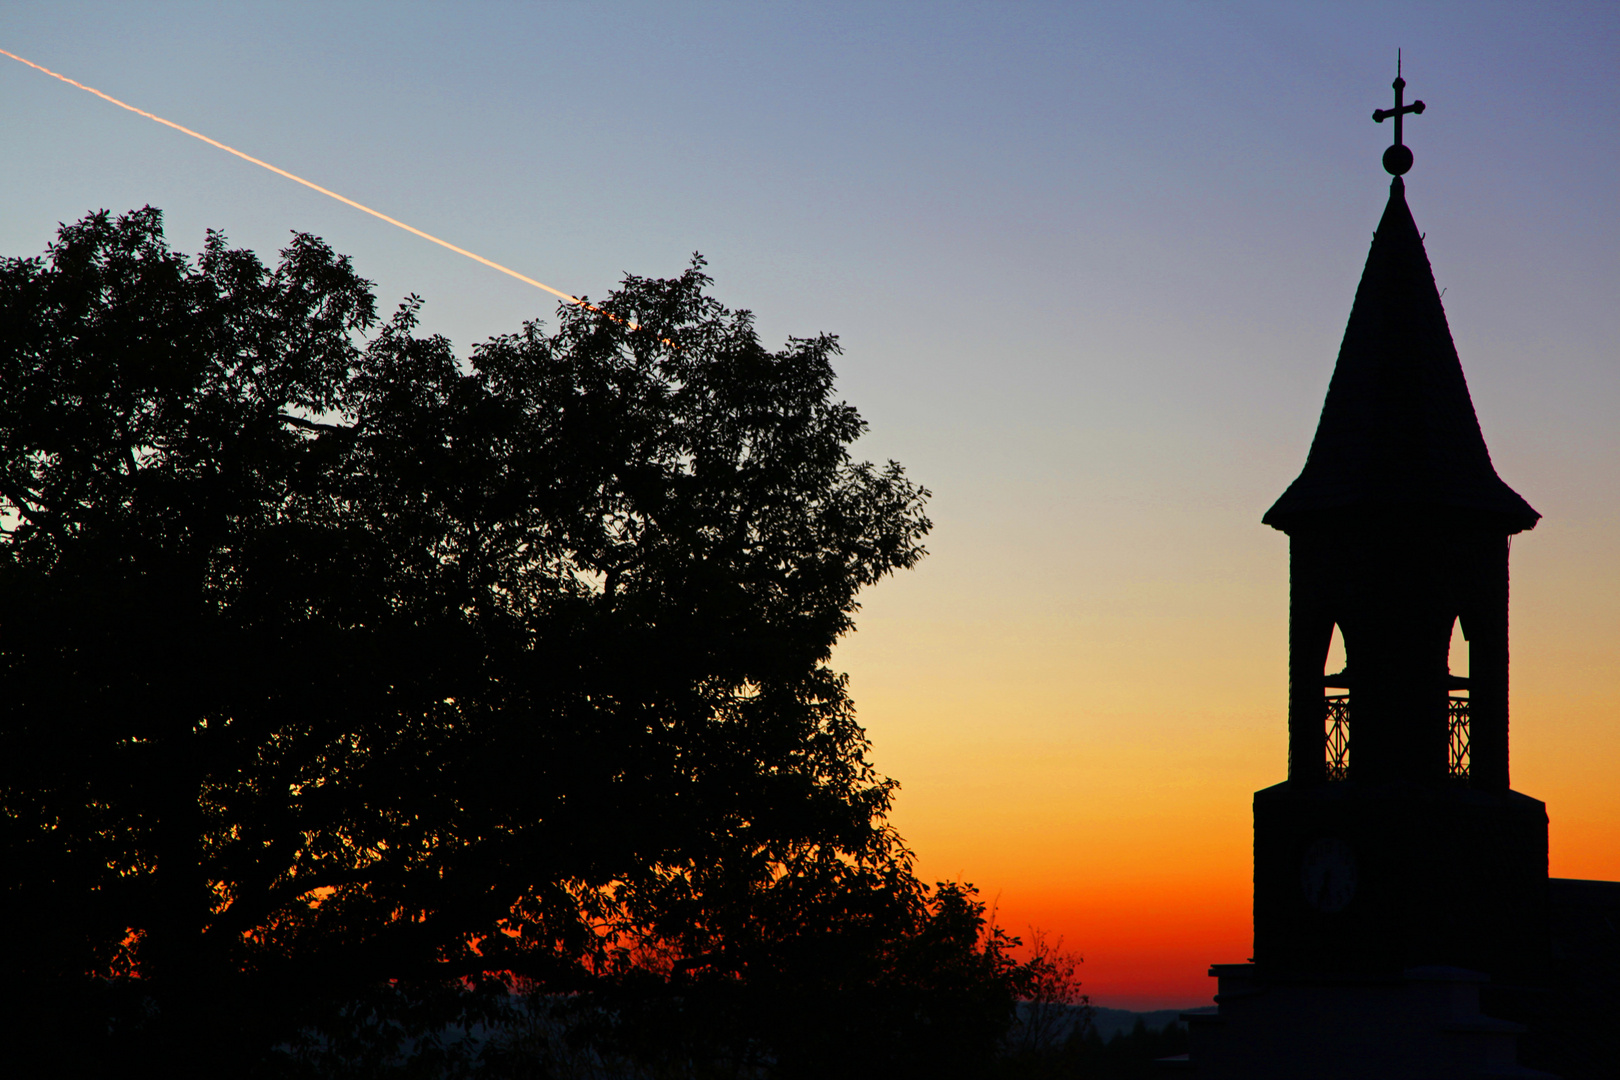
[1446,617,1471,779]
[1447,617,1469,682]
[1324,623,1350,781]
[1324,623,1348,681]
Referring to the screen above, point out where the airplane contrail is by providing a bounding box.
[1,47,589,310]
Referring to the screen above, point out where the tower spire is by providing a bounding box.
[1262,180,1538,534]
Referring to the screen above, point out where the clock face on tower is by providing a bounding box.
[1301,837,1357,913]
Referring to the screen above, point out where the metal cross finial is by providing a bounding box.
[1372,49,1425,175]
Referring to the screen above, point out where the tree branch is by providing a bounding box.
[278,413,356,435]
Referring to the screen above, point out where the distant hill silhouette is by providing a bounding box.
[1089,1006,1215,1041]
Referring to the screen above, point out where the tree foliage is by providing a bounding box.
[0,209,1046,1076]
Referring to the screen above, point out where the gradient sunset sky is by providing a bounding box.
[3,2,1616,1009]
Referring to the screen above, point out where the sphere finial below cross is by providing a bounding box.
[1372,52,1425,176]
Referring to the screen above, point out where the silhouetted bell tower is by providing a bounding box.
[1250,64,1549,985]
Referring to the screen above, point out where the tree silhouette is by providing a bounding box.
[0,208,954,1075]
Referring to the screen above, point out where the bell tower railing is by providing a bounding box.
[1447,695,1470,779]
[1321,694,1471,782]
[1324,694,1351,781]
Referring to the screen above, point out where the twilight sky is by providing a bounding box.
[3,2,1616,1008]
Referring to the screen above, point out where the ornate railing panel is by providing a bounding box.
[1448,695,1470,780]
[1324,694,1351,781]
[1322,693,1469,781]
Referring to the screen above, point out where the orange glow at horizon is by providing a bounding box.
[842,509,1620,1009]
[0,48,589,311]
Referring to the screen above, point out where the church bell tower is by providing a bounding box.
[1250,66,1549,985]
[1179,64,1614,1079]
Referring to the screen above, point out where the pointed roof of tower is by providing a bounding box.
[1263,177,1539,534]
